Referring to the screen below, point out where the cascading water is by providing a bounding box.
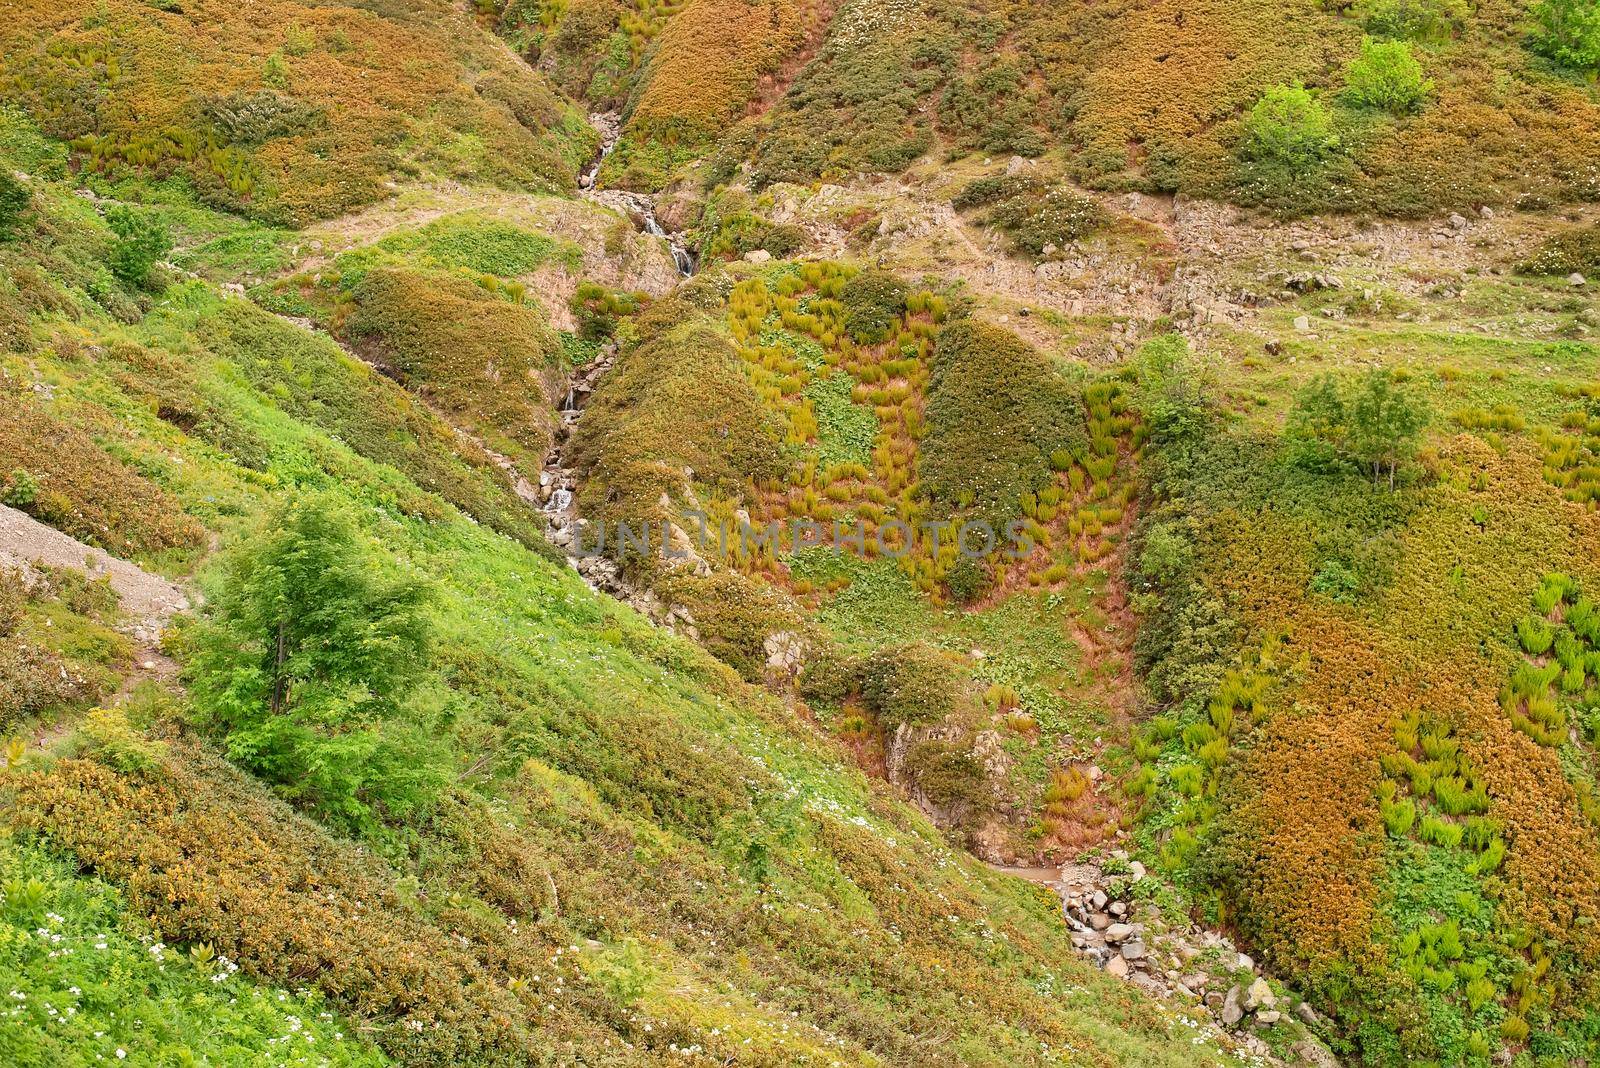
[579,113,695,278]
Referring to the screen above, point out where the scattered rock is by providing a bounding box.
[744,249,772,264]
[1256,1010,1281,1026]
[1448,212,1469,230]
[1243,977,1277,1012]
[1293,1039,1342,1068]
[1128,860,1146,882]
[1293,315,1312,333]
[1105,955,1130,978]
[1237,953,1255,972]
[1120,940,1147,961]
[1295,1001,1321,1026]
[1569,272,1587,287]
[1104,922,1135,944]
[1221,985,1245,1027]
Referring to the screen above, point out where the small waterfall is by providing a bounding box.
[579,114,696,278]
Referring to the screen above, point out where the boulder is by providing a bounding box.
[1104,922,1135,944]
[1221,985,1244,1027]
[1243,977,1276,1012]
[1105,954,1130,978]
[1569,273,1587,288]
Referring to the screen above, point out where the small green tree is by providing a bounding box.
[1344,38,1435,114]
[1350,369,1429,489]
[189,494,444,829]
[1241,84,1340,172]
[1288,370,1427,489]
[0,173,31,241]
[104,205,172,288]
[1531,0,1600,75]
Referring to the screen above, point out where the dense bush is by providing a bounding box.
[345,266,560,467]
[903,739,992,824]
[104,206,171,289]
[1531,0,1600,73]
[1358,0,1466,41]
[1520,222,1600,275]
[1343,38,1434,114]
[2,0,590,223]
[1240,84,1341,172]
[0,173,30,240]
[0,570,97,731]
[568,303,784,562]
[188,494,445,831]
[0,381,206,558]
[0,837,383,1067]
[956,174,1108,256]
[921,321,1085,527]
[840,269,909,345]
[857,643,965,728]
[652,570,809,681]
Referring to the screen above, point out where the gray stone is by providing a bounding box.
[1569,272,1588,287]
[1090,890,1108,910]
[1256,1010,1281,1026]
[1293,1039,1341,1068]
[1108,901,1127,918]
[1237,952,1255,972]
[1120,940,1147,961]
[1128,860,1146,882]
[1243,977,1276,1012]
[1221,985,1245,1027]
[1295,1001,1321,1026]
[1104,922,1135,944]
[1090,913,1111,930]
[1293,315,1312,332]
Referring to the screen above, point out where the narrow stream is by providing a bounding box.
[579,113,696,277]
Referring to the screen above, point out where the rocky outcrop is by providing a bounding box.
[1040,854,1340,1066]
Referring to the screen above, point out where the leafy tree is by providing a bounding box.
[1133,333,1216,446]
[189,494,444,829]
[0,173,31,241]
[1241,84,1340,172]
[1344,38,1435,114]
[1350,369,1429,489]
[104,205,172,288]
[1288,370,1428,489]
[1531,0,1600,75]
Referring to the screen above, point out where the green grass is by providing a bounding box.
[0,836,385,1068]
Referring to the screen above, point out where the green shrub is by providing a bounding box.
[651,570,807,682]
[921,321,1084,527]
[1,468,39,507]
[840,270,909,345]
[1343,38,1434,115]
[798,644,859,706]
[1531,0,1600,73]
[1358,0,1467,40]
[1240,85,1340,172]
[858,643,964,728]
[188,493,445,831]
[0,172,31,240]
[104,205,173,289]
[1310,559,1362,603]
[903,739,991,823]
[1520,222,1600,276]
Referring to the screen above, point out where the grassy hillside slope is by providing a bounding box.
[0,106,1251,1068]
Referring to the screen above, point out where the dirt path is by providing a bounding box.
[2,505,191,747]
